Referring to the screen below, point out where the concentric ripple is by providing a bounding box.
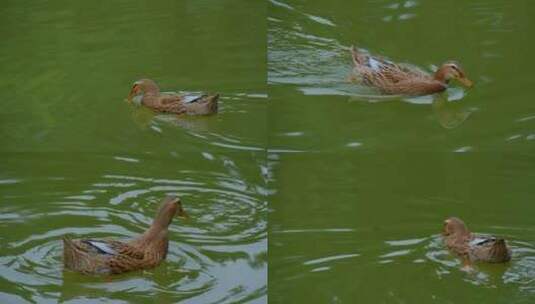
[0,152,267,303]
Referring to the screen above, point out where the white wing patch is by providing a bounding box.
[182,94,202,104]
[131,95,143,106]
[85,240,117,255]
[469,237,495,246]
[368,57,382,71]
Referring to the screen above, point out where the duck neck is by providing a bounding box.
[452,230,471,242]
[434,68,450,84]
[141,82,161,102]
[139,222,169,246]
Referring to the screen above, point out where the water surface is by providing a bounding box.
[268,0,535,152]
[0,1,267,303]
[268,0,535,303]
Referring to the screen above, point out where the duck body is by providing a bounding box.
[63,196,187,275]
[443,217,511,264]
[350,46,473,96]
[127,79,218,115]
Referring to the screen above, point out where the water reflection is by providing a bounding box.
[380,234,535,290]
[128,93,267,152]
[269,0,474,133]
[432,94,476,129]
[0,153,266,303]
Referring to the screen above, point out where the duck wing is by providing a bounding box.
[63,237,148,275]
[81,240,117,255]
[183,94,219,115]
[146,95,187,115]
[469,236,496,247]
[63,237,112,274]
[83,239,145,259]
[469,235,511,263]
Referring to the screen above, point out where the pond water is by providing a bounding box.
[2,0,535,303]
[268,0,535,303]
[268,0,535,152]
[0,1,266,303]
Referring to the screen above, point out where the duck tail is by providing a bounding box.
[206,94,219,113]
[350,45,363,66]
[63,236,77,270]
[491,239,511,262]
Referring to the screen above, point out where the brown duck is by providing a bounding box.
[127,79,219,115]
[350,46,473,96]
[443,217,511,266]
[63,196,188,275]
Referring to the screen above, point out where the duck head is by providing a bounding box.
[434,62,473,88]
[443,217,470,237]
[152,196,188,229]
[127,79,160,104]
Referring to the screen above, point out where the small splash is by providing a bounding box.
[114,156,140,163]
[515,115,535,123]
[202,152,215,161]
[0,179,21,185]
[404,1,418,8]
[275,228,355,234]
[281,131,304,137]
[305,14,336,27]
[454,146,473,153]
[270,0,295,11]
[506,134,523,141]
[379,249,412,259]
[311,266,331,272]
[398,13,416,20]
[346,142,362,148]
[303,253,360,266]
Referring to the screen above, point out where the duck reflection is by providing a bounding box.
[128,104,214,134]
[432,93,475,129]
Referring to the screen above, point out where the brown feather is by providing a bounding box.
[443,217,511,265]
[349,46,470,96]
[62,196,186,275]
[127,79,218,115]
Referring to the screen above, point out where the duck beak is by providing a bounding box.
[457,77,473,88]
[176,209,189,220]
[442,220,450,236]
[126,89,135,103]
[127,84,139,103]
[176,204,189,220]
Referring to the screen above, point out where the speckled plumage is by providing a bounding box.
[443,217,511,265]
[63,196,187,275]
[350,46,473,96]
[127,79,218,115]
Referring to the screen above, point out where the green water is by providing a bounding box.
[2,0,535,303]
[268,0,535,303]
[0,1,266,303]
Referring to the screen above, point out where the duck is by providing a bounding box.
[127,78,219,115]
[63,196,188,275]
[350,46,473,96]
[442,217,511,266]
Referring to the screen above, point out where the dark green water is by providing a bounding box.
[0,1,266,303]
[2,0,535,303]
[268,0,535,303]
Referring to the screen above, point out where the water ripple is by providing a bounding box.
[0,154,266,303]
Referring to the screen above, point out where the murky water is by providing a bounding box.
[268,0,535,152]
[1,153,266,303]
[268,0,535,303]
[2,0,535,303]
[0,1,266,303]
[269,153,535,303]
